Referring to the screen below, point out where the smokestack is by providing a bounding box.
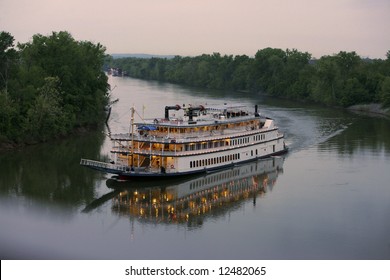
[188,105,205,122]
[255,105,260,117]
[165,105,181,119]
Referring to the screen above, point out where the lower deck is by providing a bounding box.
[81,136,287,178]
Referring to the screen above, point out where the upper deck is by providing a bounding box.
[110,104,277,144]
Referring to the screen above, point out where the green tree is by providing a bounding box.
[380,77,390,107]
[310,56,342,105]
[18,31,109,126]
[0,90,20,141]
[0,31,18,92]
[1,31,109,144]
[251,48,286,93]
[108,48,390,109]
[340,78,369,107]
[284,49,312,99]
[24,77,66,141]
[231,55,251,91]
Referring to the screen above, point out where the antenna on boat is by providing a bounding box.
[130,105,135,168]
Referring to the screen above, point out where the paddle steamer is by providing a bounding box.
[80,103,287,178]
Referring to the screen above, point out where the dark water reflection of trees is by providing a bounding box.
[0,128,106,208]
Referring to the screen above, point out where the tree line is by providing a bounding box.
[108,48,390,108]
[0,31,109,145]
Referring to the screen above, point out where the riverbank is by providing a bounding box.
[347,103,390,117]
[0,124,103,152]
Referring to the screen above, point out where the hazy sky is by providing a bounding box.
[1,0,389,58]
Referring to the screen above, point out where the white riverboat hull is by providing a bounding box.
[81,144,287,179]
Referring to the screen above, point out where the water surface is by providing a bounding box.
[1,76,389,259]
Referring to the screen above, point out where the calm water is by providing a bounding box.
[1,76,389,259]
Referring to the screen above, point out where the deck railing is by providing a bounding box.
[80,158,165,174]
[111,126,276,143]
[80,158,128,172]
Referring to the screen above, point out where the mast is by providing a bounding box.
[130,106,135,167]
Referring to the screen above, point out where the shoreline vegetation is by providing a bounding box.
[1,30,389,150]
[0,31,109,150]
[347,103,390,117]
[107,49,390,115]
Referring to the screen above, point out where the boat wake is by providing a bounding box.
[269,107,353,153]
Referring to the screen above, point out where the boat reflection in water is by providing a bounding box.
[107,156,284,228]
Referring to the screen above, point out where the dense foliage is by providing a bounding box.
[108,48,390,108]
[0,31,109,144]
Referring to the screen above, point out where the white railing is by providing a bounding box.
[111,127,272,144]
[80,158,128,172]
[80,158,168,174]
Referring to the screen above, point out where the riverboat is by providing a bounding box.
[80,103,287,178]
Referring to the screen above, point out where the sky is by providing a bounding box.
[1,0,389,58]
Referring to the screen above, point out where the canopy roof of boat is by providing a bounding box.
[137,125,157,131]
[133,103,264,129]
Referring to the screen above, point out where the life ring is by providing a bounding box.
[170,164,174,169]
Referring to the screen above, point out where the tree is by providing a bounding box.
[310,56,342,105]
[251,48,286,93]
[108,48,390,108]
[0,31,109,144]
[18,31,109,126]
[380,77,390,107]
[0,89,20,140]
[340,78,369,107]
[0,31,18,92]
[231,55,251,91]
[24,77,65,141]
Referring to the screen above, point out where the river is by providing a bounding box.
[1,76,389,259]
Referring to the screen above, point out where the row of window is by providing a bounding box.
[229,134,266,146]
[254,134,266,141]
[190,153,241,168]
[189,144,276,169]
[184,133,267,151]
